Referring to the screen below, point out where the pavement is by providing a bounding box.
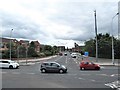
[14,55,57,66]
[12,55,120,67]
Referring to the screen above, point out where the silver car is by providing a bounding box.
[40,62,67,73]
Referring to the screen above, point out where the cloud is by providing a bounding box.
[0,0,119,48]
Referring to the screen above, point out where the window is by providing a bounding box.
[51,63,59,67]
[43,63,50,66]
[2,61,9,63]
[84,62,89,65]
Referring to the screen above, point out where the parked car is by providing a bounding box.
[71,53,77,58]
[0,59,19,69]
[80,60,100,70]
[40,62,67,73]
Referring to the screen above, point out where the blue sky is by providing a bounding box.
[0,0,119,48]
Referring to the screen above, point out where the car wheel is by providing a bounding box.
[59,69,64,73]
[41,69,46,73]
[9,65,13,69]
[16,66,19,69]
[95,67,100,70]
[80,67,82,70]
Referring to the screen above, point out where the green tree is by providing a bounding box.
[28,41,38,57]
[84,33,120,59]
[3,42,17,59]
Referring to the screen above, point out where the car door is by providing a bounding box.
[2,61,9,68]
[84,62,89,69]
[50,63,59,72]
[44,63,51,71]
[87,62,95,69]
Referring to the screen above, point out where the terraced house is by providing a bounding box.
[0,37,41,59]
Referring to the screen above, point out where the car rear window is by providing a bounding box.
[84,62,89,65]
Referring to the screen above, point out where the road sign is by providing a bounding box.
[84,52,89,57]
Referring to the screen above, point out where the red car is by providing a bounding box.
[80,60,100,70]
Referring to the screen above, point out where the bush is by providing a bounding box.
[44,51,52,56]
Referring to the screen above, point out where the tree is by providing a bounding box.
[28,41,38,57]
[84,33,120,59]
[3,42,17,59]
[19,45,26,58]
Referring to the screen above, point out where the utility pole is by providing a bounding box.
[10,29,13,60]
[94,10,98,62]
[111,13,119,65]
[26,46,28,64]
[17,45,19,63]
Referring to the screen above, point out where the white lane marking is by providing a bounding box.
[101,66,105,69]
[110,74,119,77]
[65,56,67,64]
[105,81,120,89]
[81,74,91,76]
[54,56,63,61]
[67,74,77,76]
[1,72,7,74]
[27,73,35,75]
[78,77,85,80]
[97,74,109,77]
[12,72,20,74]
[91,79,96,82]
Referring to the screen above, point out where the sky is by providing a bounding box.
[0,0,119,48]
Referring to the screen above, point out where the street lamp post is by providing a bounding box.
[10,29,13,60]
[111,13,119,65]
[94,10,98,62]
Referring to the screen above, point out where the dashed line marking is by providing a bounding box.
[55,56,63,62]
[1,72,7,74]
[27,73,35,75]
[81,74,91,76]
[91,79,96,82]
[78,77,85,80]
[12,72,20,74]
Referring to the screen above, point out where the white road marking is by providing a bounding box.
[81,74,91,76]
[110,74,119,77]
[100,66,105,69]
[105,81,120,89]
[12,72,20,74]
[1,72,7,74]
[91,79,96,82]
[65,56,67,64]
[98,74,109,77]
[27,73,35,75]
[78,77,85,80]
[55,56,63,61]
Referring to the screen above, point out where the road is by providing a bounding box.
[1,52,119,89]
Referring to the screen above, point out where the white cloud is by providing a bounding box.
[0,0,119,48]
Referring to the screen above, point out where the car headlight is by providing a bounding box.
[62,65,66,69]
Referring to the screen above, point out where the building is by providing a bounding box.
[32,41,40,53]
[0,37,19,51]
[118,1,120,39]
[19,40,29,47]
[57,46,65,52]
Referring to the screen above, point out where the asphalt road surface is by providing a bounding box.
[1,52,119,89]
